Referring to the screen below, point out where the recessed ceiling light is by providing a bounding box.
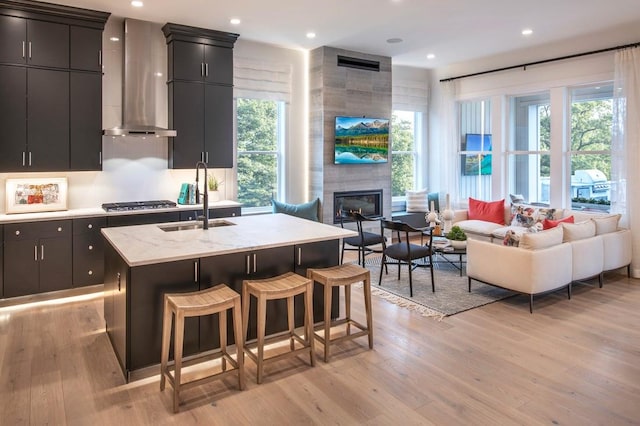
[230,18,241,25]
[522,28,533,36]
[306,32,316,39]
[131,1,143,7]
[426,53,435,60]
[109,36,120,42]
[386,38,403,44]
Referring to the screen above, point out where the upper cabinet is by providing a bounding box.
[0,0,109,173]
[162,23,238,169]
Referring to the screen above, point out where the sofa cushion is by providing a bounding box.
[468,198,505,224]
[406,189,428,212]
[542,215,574,230]
[510,203,558,229]
[272,198,320,221]
[562,220,596,242]
[455,219,504,238]
[592,214,621,235]
[519,226,563,250]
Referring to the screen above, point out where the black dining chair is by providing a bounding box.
[379,220,434,297]
[339,211,386,266]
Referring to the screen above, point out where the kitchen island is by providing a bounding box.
[102,213,357,380]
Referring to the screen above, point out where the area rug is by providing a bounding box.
[360,257,516,319]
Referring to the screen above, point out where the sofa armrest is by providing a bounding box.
[452,209,468,223]
[467,239,572,295]
[602,228,632,272]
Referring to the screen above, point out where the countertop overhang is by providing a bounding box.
[102,213,358,267]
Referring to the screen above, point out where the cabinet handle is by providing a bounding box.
[88,270,93,276]
[194,261,198,282]
[253,253,257,273]
[34,245,38,261]
[28,152,32,166]
[15,230,20,236]
[117,272,121,291]
[99,152,102,165]
[22,41,26,58]
[201,62,205,77]
[205,152,209,163]
[99,49,102,66]
[298,247,302,266]
[246,255,250,274]
[88,245,93,251]
[205,63,209,77]
[41,245,44,260]
[22,152,25,166]
[88,224,93,229]
[28,41,32,59]
[57,227,62,232]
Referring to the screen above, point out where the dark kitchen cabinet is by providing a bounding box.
[129,259,200,371]
[4,220,72,298]
[0,2,109,173]
[70,26,102,72]
[107,212,180,228]
[73,216,106,287]
[163,23,238,170]
[168,40,233,85]
[0,16,69,68]
[70,72,102,170]
[104,243,128,373]
[179,206,241,221]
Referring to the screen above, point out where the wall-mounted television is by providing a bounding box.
[462,133,492,175]
[334,116,389,164]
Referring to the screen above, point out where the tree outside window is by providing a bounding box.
[391,111,416,197]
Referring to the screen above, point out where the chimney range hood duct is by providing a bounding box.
[103,19,176,137]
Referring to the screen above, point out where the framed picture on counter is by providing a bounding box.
[5,177,68,214]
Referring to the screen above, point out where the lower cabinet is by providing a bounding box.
[179,206,241,221]
[4,220,72,297]
[294,240,340,321]
[72,216,106,286]
[106,212,180,227]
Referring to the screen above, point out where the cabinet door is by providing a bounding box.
[0,15,26,64]
[171,40,204,81]
[39,235,73,293]
[70,72,102,170]
[203,45,232,84]
[294,240,341,324]
[4,239,39,297]
[27,68,69,171]
[129,259,200,370]
[169,81,205,169]
[0,65,26,171]
[104,243,128,373]
[204,84,233,168]
[106,212,180,227]
[210,207,241,219]
[27,19,69,68]
[73,217,106,286]
[70,26,102,72]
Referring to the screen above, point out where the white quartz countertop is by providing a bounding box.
[0,200,241,224]
[102,213,358,267]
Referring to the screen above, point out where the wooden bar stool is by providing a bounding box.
[160,284,245,413]
[242,272,315,384]
[307,263,373,362]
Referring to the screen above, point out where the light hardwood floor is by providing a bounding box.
[1,270,640,425]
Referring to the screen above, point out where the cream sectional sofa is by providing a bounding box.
[458,206,632,312]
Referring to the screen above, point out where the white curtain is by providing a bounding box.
[611,46,640,277]
[441,80,461,206]
[234,57,292,102]
[393,79,429,113]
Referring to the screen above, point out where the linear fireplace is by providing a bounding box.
[333,189,383,224]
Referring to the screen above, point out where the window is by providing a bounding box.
[459,99,492,200]
[236,98,285,209]
[391,110,418,197]
[508,93,551,204]
[569,84,612,212]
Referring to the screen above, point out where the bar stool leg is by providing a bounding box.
[173,311,185,413]
[345,284,351,335]
[242,285,250,348]
[160,297,171,391]
[256,294,267,384]
[305,282,316,366]
[219,310,227,372]
[232,298,246,390]
[363,274,374,349]
[323,281,332,363]
[287,295,295,351]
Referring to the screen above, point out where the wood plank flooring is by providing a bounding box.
[1,272,640,425]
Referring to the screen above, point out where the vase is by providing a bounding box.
[448,239,467,250]
[209,190,220,202]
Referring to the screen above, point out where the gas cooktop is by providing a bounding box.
[101,200,177,212]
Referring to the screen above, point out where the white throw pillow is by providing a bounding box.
[562,220,596,242]
[592,214,621,235]
[519,226,563,250]
[406,189,428,212]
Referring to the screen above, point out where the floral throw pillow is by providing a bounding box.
[510,203,557,229]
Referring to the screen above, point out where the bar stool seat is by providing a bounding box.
[307,263,373,362]
[242,272,315,384]
[160,284,245,413]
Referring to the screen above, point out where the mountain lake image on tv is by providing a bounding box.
[334,116,389,164]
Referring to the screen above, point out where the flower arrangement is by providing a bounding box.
[207,174,223,191]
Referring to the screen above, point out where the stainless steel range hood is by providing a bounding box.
[103,19,176,137]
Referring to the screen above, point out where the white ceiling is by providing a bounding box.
[52,0,640,70]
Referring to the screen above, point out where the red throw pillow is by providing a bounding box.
[468,197,505,225]
[542,215,574,230]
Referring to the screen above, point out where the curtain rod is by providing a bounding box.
[439,41,640,83]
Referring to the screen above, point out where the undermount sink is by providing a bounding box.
[158,220,236,232]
